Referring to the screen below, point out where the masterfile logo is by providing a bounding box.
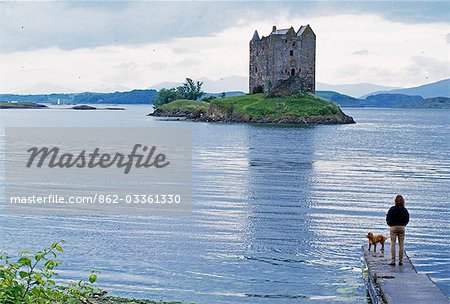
[25,144,170,174]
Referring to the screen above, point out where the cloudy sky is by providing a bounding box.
[0,1,449,94]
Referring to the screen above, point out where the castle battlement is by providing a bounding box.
[249,25,316,94]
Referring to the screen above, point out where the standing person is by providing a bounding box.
[386,195,410,265]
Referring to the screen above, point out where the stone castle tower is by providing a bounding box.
[249,25,316,95]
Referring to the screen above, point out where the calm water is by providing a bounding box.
[0,106,449,303]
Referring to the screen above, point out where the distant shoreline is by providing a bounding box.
[0,102,125,111]
[0,102,47,109]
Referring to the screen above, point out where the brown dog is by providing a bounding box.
[366,232,387,252]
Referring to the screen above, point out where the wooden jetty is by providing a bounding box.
[363,246,449,303]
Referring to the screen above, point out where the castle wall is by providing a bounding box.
[249,26,315,94]
[297,29,315,93]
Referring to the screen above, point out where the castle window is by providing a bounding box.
[255,67,257,73]
[292,42,296,46]
[291,68,295,76]
[290,50,294,56]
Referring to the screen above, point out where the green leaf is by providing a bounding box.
[55,245,63,252]
[35,252,44,262]
[88,273,97,283]
[34,272,44,285]
[19,271,28,278]
[44,260,56,269]
[18,257,32,267]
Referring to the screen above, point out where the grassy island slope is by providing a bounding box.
[152,93,355,124]
[158,99,209,113]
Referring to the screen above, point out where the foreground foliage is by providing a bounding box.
[0,241,99,304]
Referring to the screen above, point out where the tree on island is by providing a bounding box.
[177,78,204,101]
[154,78,204,107]
[153,88,179,107]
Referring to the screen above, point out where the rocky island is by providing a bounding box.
[0,102,47,109]
[72,105,125,110]
[151,25,354,125]
[150,93,355,124]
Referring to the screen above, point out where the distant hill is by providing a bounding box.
[395,97,450,109]
[363,78,450,99]
[71,90,157,104]
[315,91,361,107]
[151,76,249,93]
[0,89,157,104]
[149,81,181,90]
[363,94,423,107]
[316,82,399,98]
[0,89,245,105]
[151,78,401,97]
[316,91,449,109]
[151,78,450,99]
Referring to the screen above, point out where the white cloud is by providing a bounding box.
[3,2,448,53]
[0,13,448,93]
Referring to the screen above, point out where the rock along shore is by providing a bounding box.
[150,107,355,125]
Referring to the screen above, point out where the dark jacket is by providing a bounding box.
[386,205,409,226]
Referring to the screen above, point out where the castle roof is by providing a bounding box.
[251,30,260,41]
[269,26,297,38]
[273,28,290,35]
[297,26,307,35]
[297,24,315,36]
[252,25,314,41]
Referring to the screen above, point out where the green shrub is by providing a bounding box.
[201,95,217,102]
[0,241,100,304]
[154,78,205,108]
[153,88,180,108]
